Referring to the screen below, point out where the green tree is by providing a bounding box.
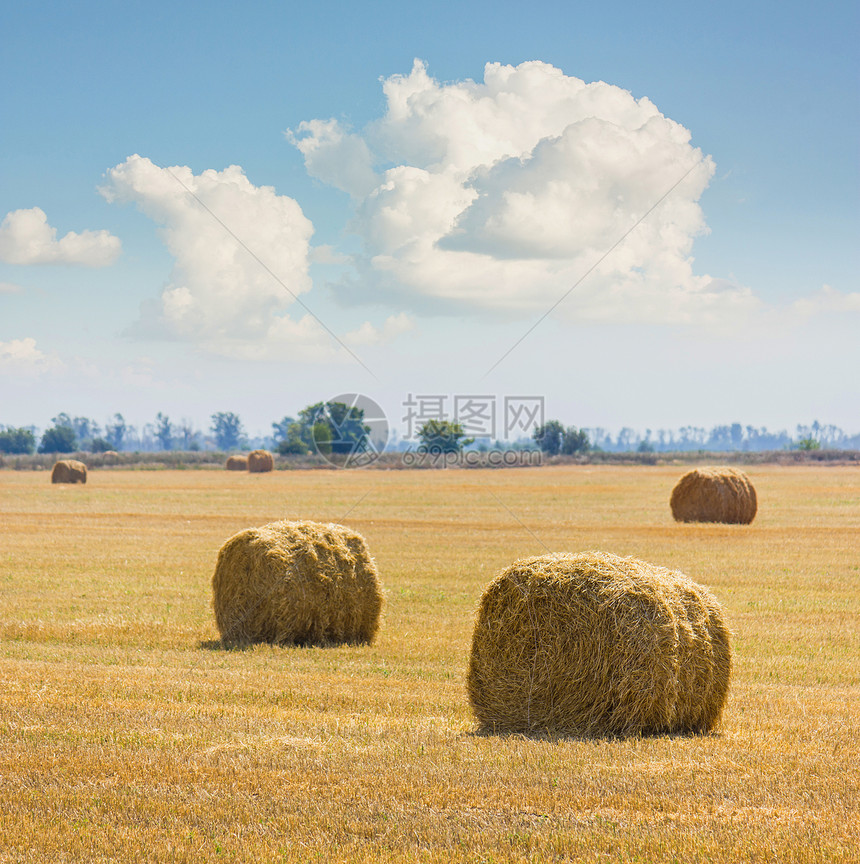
[561,426,590,455]
[417,419,473,453]
[52,414,101,450]
[210,412,244,450]
[272,416,310,455]
[533,420,565,456]
[797,437,821,451]
[294,401,371,457]
[90,437,113,453]
[155,413,173,450]
[38,425,77,453]
[0,427,36,454]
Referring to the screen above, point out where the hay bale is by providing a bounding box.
[212,520,383,646]
[467,551,731,737]
[670,467,757,524]
[225,455,248,471]
[247,449,274,473]
[51,459,87,484]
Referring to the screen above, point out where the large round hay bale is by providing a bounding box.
[212,520,383,646]
[247,449,274,473]
[467,551,731,737]
[225,455,248,471]
[670,467,757,524]
[51,459,87,484]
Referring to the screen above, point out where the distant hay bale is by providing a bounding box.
[225,455,248,471]
[670,467,757,524]
[467,551,731,737]
[51,459,87,484]
[247,449,274,473]
[212,520,383,646]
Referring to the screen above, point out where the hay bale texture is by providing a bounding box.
[225,455,248,471]
[467,551,731,737]
[670,467,757,524]
[51,459,87,484]
[212,520,383,646]
[247,449,274,473]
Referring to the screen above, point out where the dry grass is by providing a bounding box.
[0,465,858,862]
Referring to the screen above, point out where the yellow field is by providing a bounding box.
[1,465,858,863]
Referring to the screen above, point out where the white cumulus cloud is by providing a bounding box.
[0,337,63,376]
[100,155,413,362]
[345,312,415,346]
[100,154,321,348]
[791,284,860,317]
[291,59,756,323]
[0,207,121,267]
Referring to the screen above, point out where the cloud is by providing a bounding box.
[100,155,316,344]
[345,312,415,346]
[0,281,23,294]
[291,59,757,324]
[286,119,377,198]
[0,207,121,267]
[0,337,64,376]
[791,284,860,317]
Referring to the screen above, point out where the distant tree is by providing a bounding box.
[292,401,373,456]
[176,419,200,451]
[51,414,101,450]
[90,437,113,453]
[38,425,77,453]
[105,413,127,450]
[211,412,245,450]
[155,412,173,450]
[533,420,565,456]
[417,419,473,453]
[0,427,36,454]
[797,437,821,451]
[271,416,296,443]
[615,427,637,452]
[273,416,310,455]
[561,426,590,455]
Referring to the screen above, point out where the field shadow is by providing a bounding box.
[468,726,723,743]
[198,637,356,652]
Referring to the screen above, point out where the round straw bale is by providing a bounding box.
[212,520,383,646]
[225,455,248,471]
[467,551,731,737]
[670,467,757,524]
[51,459,87,484]
[247,449,274,473]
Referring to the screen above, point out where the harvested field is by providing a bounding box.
[0,465,857,862]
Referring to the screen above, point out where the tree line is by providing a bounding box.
[0,409,856,455]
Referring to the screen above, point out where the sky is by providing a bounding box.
[1,0,858,444]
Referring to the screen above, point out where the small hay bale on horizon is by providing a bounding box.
[467,551,731,737]
[212,520,383,647]
[670,467,757,524]
[51,459,87,484]
[247,449,274,473]
[225,455,248,471]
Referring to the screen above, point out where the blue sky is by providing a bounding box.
[1,0,858,443]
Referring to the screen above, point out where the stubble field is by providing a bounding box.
[0,464,857,862]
